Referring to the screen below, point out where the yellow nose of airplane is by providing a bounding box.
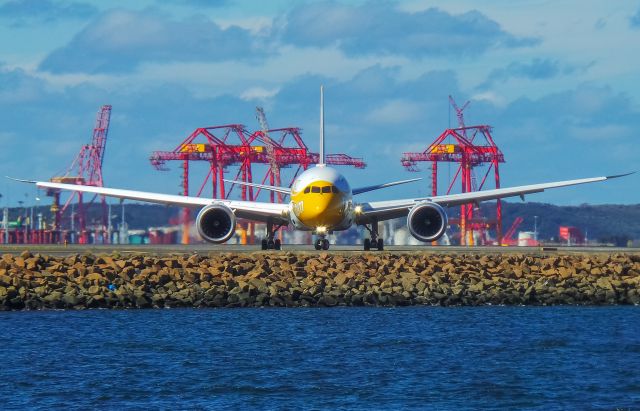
[303,192,335,219]
[293,183,345,227]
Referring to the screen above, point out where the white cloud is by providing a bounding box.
[365,100,422,124]
[240,86,280,101]
[39,9,269,74]
[471,91,507,107]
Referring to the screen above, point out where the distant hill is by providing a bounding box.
[9,201,640,245]
[475,201,640,245]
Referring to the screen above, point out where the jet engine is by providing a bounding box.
[196,204,236,243]
[407,202,448,242]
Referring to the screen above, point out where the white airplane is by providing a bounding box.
[11,87,632,251]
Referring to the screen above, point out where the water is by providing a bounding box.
[0,307,638,410]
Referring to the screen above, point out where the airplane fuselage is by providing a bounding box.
[288,165,354,233]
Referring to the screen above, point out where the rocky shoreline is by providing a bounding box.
[0,251,639,310]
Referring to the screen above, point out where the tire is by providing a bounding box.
[274,239,281,250]
[377,238,384,251]
[314,239,322,250]
[267,240,275,249]
[261,239,268,250]
[364,238,371,251]
[322,239,330,250]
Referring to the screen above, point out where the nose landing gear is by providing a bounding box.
[314,237,330,250]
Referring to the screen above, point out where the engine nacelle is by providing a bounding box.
[196,204,236,243]
[407,202,448,242]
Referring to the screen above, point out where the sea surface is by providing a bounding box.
[0,307,638,410]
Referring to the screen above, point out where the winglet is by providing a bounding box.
[6,176,37,184]
[606,171,636,179]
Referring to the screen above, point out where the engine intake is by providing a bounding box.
[196,204,236,243]
[407,202,448,242]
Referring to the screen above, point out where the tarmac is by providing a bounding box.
[0,243,637,256]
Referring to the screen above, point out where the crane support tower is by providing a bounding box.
[48,105,112,244]
[401,96,505,245]
[150,120,366,244]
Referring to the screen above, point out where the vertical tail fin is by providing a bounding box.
[319,85,325,166]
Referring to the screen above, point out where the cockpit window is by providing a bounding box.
[304,186,310,194]
[332,186,339,193]
[322,186,332,193]
[311,186,320,193]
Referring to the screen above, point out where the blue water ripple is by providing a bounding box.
[0,307,638,410]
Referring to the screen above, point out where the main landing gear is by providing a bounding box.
[363,220,384,251]
[261,219,285,250]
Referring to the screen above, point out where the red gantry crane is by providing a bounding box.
[401,96,505,245]
[150,119,365,244]
[48,105,112,244]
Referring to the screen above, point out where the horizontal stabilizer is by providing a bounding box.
[222,179,291,195]
[352,178,422,195]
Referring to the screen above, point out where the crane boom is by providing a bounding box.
[256,107,283,202]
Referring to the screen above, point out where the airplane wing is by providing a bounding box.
[20,180,290,223]
[222,179,291,195]
[352,178,422,195]
[355,173,633,224]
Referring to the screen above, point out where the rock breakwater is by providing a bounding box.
[0,251,639,310]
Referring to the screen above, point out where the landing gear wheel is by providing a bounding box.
[322,239,330,250]
[263,219,286,251]
[314,239,323,250]
[364,238,371,251]
[377,238,384,251]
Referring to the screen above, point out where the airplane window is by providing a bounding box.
[311,186,320,193]
[322,186,331,193]
[304,186,310,194]
[332,186,339,193]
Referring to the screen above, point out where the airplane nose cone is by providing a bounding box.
[306,194,333,218]
[298,192,345,227]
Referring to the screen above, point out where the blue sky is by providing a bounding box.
[1,0,639,206]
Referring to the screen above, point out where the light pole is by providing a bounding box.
[35,194,40,212]
[18,200,24,224]
[119,201,128,244]
[108,202,113,244]
[18,199,25,243]
[3,207,8,244]
[70,203,75,244]
[0,193,4,244]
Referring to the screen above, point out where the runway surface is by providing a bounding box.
[0,243,637,256]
